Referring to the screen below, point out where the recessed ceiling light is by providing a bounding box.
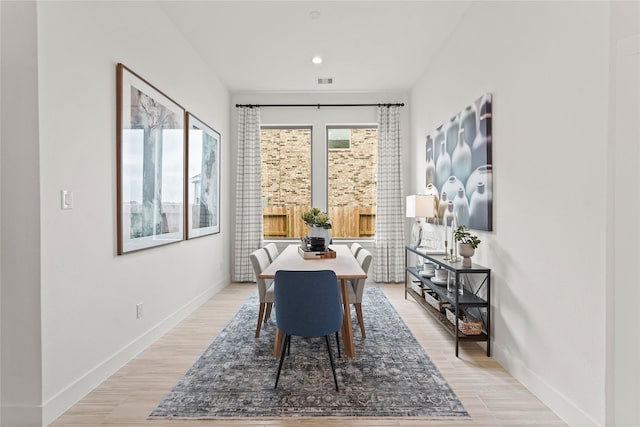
[311,56,323,65]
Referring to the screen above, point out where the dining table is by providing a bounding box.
[258,243,367,358]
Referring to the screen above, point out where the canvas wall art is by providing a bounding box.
[186,113,221,238]
[426,93,493,231]
[116,63,185,254]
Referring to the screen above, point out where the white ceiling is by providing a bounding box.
[158,1,472,93]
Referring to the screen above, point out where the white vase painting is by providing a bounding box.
[425,93,493,231]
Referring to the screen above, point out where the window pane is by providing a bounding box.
[327,126,378,238]
[260,127,311,239]
[328,128,351,149]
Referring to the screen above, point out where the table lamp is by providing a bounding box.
[406,194,436,248]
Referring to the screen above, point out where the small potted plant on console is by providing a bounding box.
[454,225,481,266]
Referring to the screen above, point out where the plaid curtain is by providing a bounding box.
[374,105,405,282]
[233,107,263,281]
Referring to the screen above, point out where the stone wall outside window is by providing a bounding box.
[260,127,377,238]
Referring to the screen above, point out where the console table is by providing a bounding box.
[405,246,491,357]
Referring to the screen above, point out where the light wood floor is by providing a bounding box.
[51,283,567,427]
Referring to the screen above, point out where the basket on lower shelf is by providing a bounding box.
[411,281,424,295]
[424,290,450,313]
[445,307,483,335]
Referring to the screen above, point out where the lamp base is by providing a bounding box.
[410,220,423,248]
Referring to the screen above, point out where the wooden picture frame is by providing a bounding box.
[116,63,185,254]
[186,113,221,238]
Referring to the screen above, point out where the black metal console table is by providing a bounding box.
[405,246,491,357]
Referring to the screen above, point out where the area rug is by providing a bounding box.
[149,286,468,419]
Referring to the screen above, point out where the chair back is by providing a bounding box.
[264,243,279,263]
[351,249,373,301]
[249,248,273,300]
[274,270,342,337]
[350,242,363,257]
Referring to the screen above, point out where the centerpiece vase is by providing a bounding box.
[309,226,331,251]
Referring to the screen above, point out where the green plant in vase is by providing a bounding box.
[301,207,332,229]
[453,225,480,266]
[301,207,332,250]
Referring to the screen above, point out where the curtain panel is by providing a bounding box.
[233,107,263,282]
[374,105,405,282]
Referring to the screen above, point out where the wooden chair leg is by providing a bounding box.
[255,303,265,338]
[273,328,285,357]
[274,335,290,389]
[264,302,273,321]
[355,303,366,338]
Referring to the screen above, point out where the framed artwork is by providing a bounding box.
[426,93,493,231]
[186,113,221,238]
[116,63,185,254]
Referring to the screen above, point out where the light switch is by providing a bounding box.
[61,190,73,210]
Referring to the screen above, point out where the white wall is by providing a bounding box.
[0,4,2,422]
[1,2,43,426]
[607,3,640,426]
[1,5,2,422]
[409,2,610,426]
[1,2,230,426]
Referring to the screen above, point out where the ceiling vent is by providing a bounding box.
[317,77,333,85]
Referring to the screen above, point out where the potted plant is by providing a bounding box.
[301,207,332,229]
[301,208,332,250]
[453,225,481,266]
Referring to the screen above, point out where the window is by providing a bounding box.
[327,126,378,238]
[327,128,351,149]
[260,125,378,240]
[260,127,311,239]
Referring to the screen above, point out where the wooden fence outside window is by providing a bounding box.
[263,206,375,239]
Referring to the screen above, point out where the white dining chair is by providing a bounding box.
[350,242,363,257]
[249,248,275,338]
[342,248,372,338]
[264,242,280,263]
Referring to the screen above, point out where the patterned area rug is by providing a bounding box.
[149,287,468,419]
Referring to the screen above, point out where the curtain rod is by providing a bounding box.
[235,103,404,108]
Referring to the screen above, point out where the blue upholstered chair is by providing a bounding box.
[273,270,343,391]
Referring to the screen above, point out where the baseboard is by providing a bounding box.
[42,278,228,427]
[492,342,602,427]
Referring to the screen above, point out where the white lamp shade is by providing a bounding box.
[406,194,436,218]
